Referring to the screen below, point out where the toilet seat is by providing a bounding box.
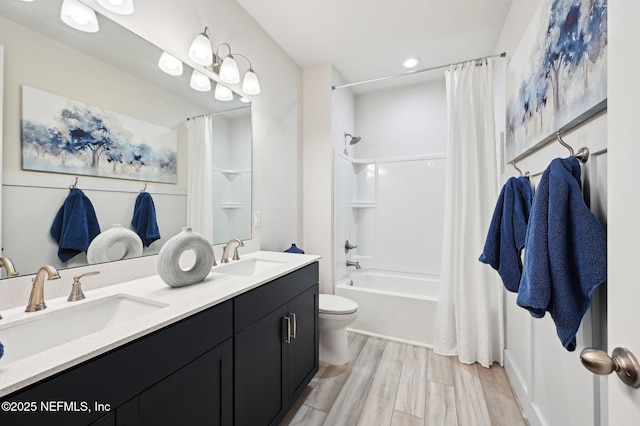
[319,294,358,315]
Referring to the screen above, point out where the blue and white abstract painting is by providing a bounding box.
[21,86,178,183]
[506,0,607,161]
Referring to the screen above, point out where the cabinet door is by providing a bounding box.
[235,306,289,426]
[287,284,319,403]
[117,338,233,426]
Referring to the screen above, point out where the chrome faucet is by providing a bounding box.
[221,239,245,263]
[26,265,61,312]
[346,260,361,269]
[0,256,18,278]
[0,257,19,320]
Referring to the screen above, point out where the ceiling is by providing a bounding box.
[235,0,513,93]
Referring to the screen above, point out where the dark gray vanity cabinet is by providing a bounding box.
[115,338,233,425]
[0,261,319,426]
[234,263,319,426]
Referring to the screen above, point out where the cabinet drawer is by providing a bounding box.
[0,300,233,426]
[234,262,319,333]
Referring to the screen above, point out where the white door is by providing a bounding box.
[603,2,640,424]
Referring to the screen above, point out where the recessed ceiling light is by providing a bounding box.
[403,57,421,69]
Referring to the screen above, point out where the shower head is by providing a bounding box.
[345,133,361,145]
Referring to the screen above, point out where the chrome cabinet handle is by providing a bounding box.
[580,347,640,388]
[284,316,291,344]
[291,313,297,339]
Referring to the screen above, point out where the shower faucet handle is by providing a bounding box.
[345,240,358,253]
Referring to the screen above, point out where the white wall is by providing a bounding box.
[495,2,608,425]
[82,0,303,253]
[302,64,334,294]
[354,79,447,158]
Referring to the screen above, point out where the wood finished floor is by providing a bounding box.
[281,333,528,426]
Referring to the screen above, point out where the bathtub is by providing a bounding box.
[335,270,439,347]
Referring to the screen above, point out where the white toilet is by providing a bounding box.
[318,294,359,365]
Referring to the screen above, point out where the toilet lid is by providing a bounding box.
[319,294,358,314]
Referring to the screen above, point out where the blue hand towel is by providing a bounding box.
[479,176,532,292]
[50,188,101,262]
[0,340,4,360]
[516,157,607,351]
[131,192,161,247]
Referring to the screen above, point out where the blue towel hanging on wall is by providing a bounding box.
[50,188,101,262]
[516,157,607,351]
[131,191,161,247]
[479,176,532,292]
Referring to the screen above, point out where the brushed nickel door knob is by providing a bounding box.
[580,347,640,388]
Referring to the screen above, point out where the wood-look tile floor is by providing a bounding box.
[281,333,528,426]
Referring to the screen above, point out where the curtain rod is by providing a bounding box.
[332,52,506,91]
[186,104,251,121]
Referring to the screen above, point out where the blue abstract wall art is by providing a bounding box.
[506,0,607,160]
[21,86,178,183]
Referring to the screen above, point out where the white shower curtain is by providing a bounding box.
[433,58,503,368]
[186,116,214,243]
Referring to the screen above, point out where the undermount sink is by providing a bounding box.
[0,294,167,366]
[213,258,286,277]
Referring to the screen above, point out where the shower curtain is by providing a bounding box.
[433,58,503,367]
[186,116,214,243]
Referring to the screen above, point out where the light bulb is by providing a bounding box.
[158,52,183,76]
[219,55,240,84]
[242,69,260,95]
[188,31,213,66]
[190,70,211,92]
[97,0,134,15]
[60,0,100,33]
[214,83,233,101]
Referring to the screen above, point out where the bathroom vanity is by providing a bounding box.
[0,253,319,426]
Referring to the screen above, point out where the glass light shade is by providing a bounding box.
[190,70,211,92]
[158,52,183,76]
[214,83,234,101]
[219,55,240,84]
[60,0,100,33]
[188,33,213,66]
[242,69,260,95]
[97,0,134,15]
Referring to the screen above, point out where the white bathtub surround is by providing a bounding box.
[186,116,214,243]
[433,57,504,368]
[336,271,438,346]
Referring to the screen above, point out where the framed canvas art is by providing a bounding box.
[21,85,178,183]
[505,0,607,161]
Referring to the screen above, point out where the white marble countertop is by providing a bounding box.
[0,251,321,398]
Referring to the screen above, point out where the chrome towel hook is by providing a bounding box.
[556,131,589,163]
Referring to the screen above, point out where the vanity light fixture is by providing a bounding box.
[188,27,214,66]
[97,0,135,15]
[60,0,100,33]
[214,83,234,101]
[189,27,261,97]
[190,69,211,92]
[158,52,183,76]
[403,57,421,69]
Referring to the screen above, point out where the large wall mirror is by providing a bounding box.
[0,0,252,278]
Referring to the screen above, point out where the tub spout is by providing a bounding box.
[346,260,361,269]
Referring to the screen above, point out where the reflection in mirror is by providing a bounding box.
[0,1,252,277]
